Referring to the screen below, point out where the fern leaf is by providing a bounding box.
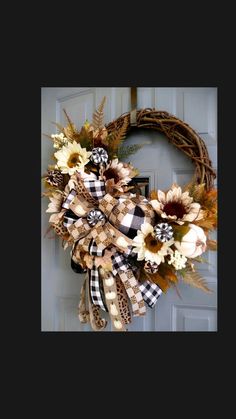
[92,96,106,129]
[117,143,145,159]
[108,116,129,157]
[182,267,212,293]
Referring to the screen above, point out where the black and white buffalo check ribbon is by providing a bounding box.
[63,209,79,228]
[139,281,162,308]
[111,251,162,309]
[89,262,107,312]
[62,189,77,209]
[88,240,107,311]
[83,180,106,200]
[89,239,104,257]
[117,204,145,239]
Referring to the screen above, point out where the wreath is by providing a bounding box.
[43,97,217,331]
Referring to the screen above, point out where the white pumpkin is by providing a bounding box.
[105,291,116,300]
[114,320,123,329]
[174,224,207,258]
[105,277,114,287]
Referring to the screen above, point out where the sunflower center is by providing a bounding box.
[163,201,186,219]
[67,153,81,168]
[144,233,163,252]
[103,168,120,183]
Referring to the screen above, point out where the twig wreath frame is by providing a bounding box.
[43,93,217,332]
[106,109,216,190]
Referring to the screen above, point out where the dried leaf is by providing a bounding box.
[195,216,217,230]
[77,126,93,149]
[63,108,75,131]
[206,239,217,251]
[172,224,190,242]
[92,97,106,129]
[171,282,182,299]
[146,271,170,293]
[43,133,54,141]
[51,121,65,132]
[108,116,129,157]
[159,263,178,283]
[193,256,209,264]
[190,183,206,202]
[150,190,158,200]
[182,267,212,293]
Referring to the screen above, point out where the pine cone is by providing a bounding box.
[45,170,64,187]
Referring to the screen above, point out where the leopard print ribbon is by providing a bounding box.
[78,276,90,324]
[116,277,131,324]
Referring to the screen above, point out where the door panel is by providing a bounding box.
[41,87,217,331]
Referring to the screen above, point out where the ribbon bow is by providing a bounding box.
[63,179,135,254]
[62,177,161,325]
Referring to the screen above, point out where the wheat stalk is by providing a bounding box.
[63,108,75,131]
[182,266,212,293]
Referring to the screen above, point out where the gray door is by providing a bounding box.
[41,87,217,331]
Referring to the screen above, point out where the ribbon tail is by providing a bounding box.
[89,263,108,312]
[139,280,162,308]
[116,276,131,324]
[100,269,127,332]
[78,274,90,324]
[88,280,107,332]
[118,269,146,317]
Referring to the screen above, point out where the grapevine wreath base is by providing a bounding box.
[43,97,217,331]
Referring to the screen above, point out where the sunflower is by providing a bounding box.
[150,184,203,225]
[100,159,134,192]
[132,223,174,265]
[54,141,92,175]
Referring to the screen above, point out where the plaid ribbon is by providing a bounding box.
[62,189,77,209]
[89,263,107,312]
[88,240,107,311]
[83,179,106,200]
[114,205,145,239]
[108,196,155,239]
[89,239,105,257]
[112,251,162,309]
[63,209,79,228]
[139,281,162,308]
[111,251,145,316]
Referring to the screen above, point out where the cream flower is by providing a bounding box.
[100,159,134,192]
[150,183,203,225]
[174,224,207,258]
[133,223,174,265]
[54,141,92,175]
[51,132,68,149]
[168,250,187,270]
[46,192,63,213]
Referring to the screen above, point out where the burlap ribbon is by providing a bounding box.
[111,250,162,311]
[66,191,134,254]
[64,178,158,319]
[100,268,127,332]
